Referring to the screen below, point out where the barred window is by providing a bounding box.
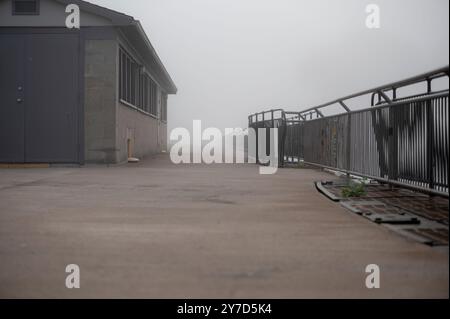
[161,93,168,122]
[119,47,158,117]
[140,73,158,116]
[119,48,140,107]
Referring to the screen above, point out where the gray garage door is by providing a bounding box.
[0,33,80,163]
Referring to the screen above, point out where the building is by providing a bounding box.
[0,0,177,164]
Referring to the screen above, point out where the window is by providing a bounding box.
[119,47,159,117]
[140,72,158,116]
[161,93,168,122]
[12,0,40,15]
[119,48,140,106]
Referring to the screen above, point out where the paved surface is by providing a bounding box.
[0,155,448,298]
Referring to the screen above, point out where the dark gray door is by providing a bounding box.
[0,33,79,163]
[0,35,26,162]
[25,34,79,163]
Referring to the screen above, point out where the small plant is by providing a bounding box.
[341,181,367,198]
[295,162,309,169]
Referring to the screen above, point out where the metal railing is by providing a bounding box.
[248,66,449,197]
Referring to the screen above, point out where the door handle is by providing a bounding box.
[17,98,23,103]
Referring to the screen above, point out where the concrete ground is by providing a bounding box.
[0,155,448,298]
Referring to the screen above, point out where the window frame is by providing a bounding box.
[119,46,160,119]
[161,93,168,123]
[12,0,40,16]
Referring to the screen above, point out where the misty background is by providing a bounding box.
[90,0,449,132]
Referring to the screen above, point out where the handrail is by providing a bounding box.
[249,66,449,123]
[298,65,449,116]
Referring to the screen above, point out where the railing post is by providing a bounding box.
[346,112,351,178]
[271,110,274,128]
[427,99,435,190]
[255,113,259,164]
[388,105,398,184]
[426,81,435,190]
[281,111,286,167]
[271,110,277,165]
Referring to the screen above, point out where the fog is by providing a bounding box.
[90,0,449,132]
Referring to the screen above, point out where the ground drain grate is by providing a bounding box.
[317,180,449,246]
[362,212,420,225]
[386,224,449,246]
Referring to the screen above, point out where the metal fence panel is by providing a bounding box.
[249,94,449,196]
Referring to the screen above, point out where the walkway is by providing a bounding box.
[0,155,448,298]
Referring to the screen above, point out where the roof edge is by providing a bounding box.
[54,0,134,25]
[53,0,177,94]
[132,20,178,94]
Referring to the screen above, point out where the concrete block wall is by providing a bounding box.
[84,38,168,164]
[115,104,163,163]
[84,39,118,163]
[160,123,168,152]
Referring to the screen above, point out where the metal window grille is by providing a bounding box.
[119,47,159,117]
[12,0,39,15]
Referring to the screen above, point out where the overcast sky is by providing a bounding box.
[90,0,449,131]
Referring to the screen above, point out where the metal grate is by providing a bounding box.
[316,180,449,245]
